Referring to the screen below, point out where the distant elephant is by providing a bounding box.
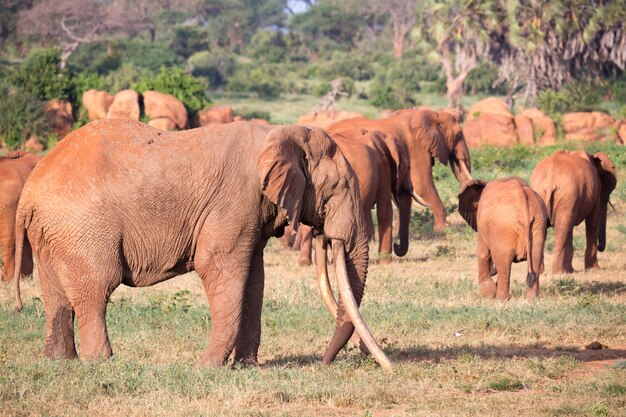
[327,109,473,233]
[0,150,41,282]
[458,177,548,300]
[13,119,391,369]
[530,150,617,274]
[292,128,429,266]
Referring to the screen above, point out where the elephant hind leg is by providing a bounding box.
[477,236,496,298]
[552,219,575,274]
[584,209,600,270]
[494,256,513,301]
[39,265,78,359]
[71,269,120,360]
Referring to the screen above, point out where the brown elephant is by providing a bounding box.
[0,150,41,282]
[327,109,473,233]
[530,150,617,274]
[13,119,391,369]
[291,128,429,266]
[458,177,548,300]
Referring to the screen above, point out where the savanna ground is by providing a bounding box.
[1,140,625,417]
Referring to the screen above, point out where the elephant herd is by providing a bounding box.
[1,109,617,370]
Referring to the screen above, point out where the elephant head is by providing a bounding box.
[592,152,617,252]
[457,179,487,231]
[257,125,391,369]
[407,109,473,184]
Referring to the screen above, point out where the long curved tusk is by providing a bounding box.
[460,159,473,180]
[411,191,431,207]
[332,240,392,370]
[316,236,338,319]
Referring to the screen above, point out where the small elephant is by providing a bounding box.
[0,150,41,282]
[530,150,617,274]
[328,109,473,233]
[459,177,548,300]
[291,128,429,266]
[13,119,391,369]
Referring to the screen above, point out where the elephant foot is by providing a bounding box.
[584,263,600,271]
[298,257,312,267]
[553,266,576,274]
[526,288,539,299]
[478,280,496,298]
[496,291,511,301]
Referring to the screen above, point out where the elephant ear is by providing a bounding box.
[372,131,411,197]
[258,125,310,232]
[411,110,449,166]
[458,179,487,232]
[592,152,617,200]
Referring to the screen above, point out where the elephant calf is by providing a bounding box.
[530,150,617,274]
[459,177,548,300]
[0,151,41,282]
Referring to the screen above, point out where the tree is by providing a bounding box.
[0,0,33,57]
[496,0,626,106]
[416,0,501,109]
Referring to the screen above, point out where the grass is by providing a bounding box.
[1,143,625,416]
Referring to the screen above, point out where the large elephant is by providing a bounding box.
[327,109,473,233]
[530,150,617,274]
[0,150,41,282]
[13,119,391,369]
[292,128,429,266]
[458,177,548,300]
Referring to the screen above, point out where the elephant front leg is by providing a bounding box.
[195,233,254,367]
[584,210,600,270]
[232,241,266,365]
[298,226,313,266]
[477,236,496,298]
[376,197,393,264]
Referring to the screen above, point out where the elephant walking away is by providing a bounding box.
[13,119,391,369]
[459,177,548,300]
[327,109,473,234]
[0,151,41,282]
[530,150,617,274]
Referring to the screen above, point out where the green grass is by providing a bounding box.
[1,143,625,416]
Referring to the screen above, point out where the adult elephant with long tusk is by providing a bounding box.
[327,109,473,234]
[12,119,392,369]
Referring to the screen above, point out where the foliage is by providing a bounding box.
[368,56,428,109]
[311,51,373,81]
[234,108,271,121]
[188,51,238,87]
[464,63,506,95]
[133,67,211,114]
[537,82,603,118]
[227,65,283,99]
[248,29,288,64]
[7,48,71,101]
[0,82,49,149]
[170,25,212,59]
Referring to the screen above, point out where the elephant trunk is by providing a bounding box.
[393,193,413,257]
[321,238,392,370]
[598,203,607,252]
[451,139,473,183]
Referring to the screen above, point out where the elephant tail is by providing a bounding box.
[522,190,537,289]
[13,209,27,312]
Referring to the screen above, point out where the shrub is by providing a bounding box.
[537,81,603,118]
[313,51,373,81]
[368,54,431,109]
[170,25,211,59]
[234,108,271,121]
[106,65,154,93]
[188,51,237,87]
[465,63,507,95]
[248,29,288,64]
[134,67,211,114]
[227,66,283,99]
[0,83,50,149]
[8,48,72,101]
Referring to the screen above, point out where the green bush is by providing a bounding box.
[465,63,507,95]
[0,83,50,149]
[170,25,211,59]
[227,66,283,99]
[368,54,432,109]
[188,51,237,87]
[105,65,154,93]
[8,48,72,101]
[609,76,626,103]
[312,51,373,81]
[134,67,211,114]
[248,29,288,64]
[537,81,603,118]
[234,108,271,121]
